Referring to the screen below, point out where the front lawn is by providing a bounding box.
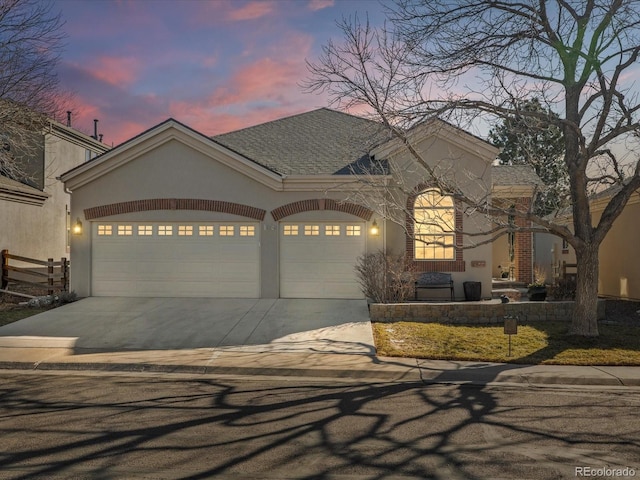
[0,306,50,327]
[373,321,640,365]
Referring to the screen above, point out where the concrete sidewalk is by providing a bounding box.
[0,344,639,386]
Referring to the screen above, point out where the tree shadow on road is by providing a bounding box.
[0,372,638,479]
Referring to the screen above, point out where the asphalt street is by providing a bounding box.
[0,371,638,479]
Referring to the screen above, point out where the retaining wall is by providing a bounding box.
[369,300,606,324]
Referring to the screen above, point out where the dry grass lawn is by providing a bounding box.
[0,306,50,327]
[373,321,640,365]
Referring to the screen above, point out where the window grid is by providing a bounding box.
[158,225,173,236]
[346,225,361,236]
[304,225,319,236]
[138,225,153,236]
[98,225,112,236]
[117,225,133,236]
[325,225,341,236]
[239,225,255,236]
[178,225,193,236]
[199,225,214,236]
[414,189,455,260]
[283,225,298,236]
[219,225,234,236]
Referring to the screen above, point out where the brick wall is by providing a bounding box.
[84,198,267,221]
[270,198,373,221]
[514,197,533,284]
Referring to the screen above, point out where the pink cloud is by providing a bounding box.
[227,1,275,21]
[206,31,313,108]
[86,56,141,88]
[208,58,300,106]
[166,99,313,137]
[308,0,334,11]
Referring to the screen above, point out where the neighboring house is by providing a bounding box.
[60,108,539,299]
[535,184,640,300]
[1,120,109,262]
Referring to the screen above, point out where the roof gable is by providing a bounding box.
[61,119,283,191]
[371,118,499,162]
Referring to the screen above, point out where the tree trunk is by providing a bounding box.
[569,243,600,337]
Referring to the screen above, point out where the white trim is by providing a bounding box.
[280,174,389,192]
[0,178,49,206]
[371,119,499,163]
[47,120,110,153]
[61,120,284,191]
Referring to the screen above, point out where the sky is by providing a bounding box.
[54,0,387,146]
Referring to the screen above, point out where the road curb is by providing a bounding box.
[2,360,639,386]
[0,361,417,381]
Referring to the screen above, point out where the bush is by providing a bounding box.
[548,278,576,300]
[355,251,416,303]
[27,291,78,308]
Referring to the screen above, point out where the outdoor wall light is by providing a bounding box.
[370,219,379,236]
[72,218,83,235]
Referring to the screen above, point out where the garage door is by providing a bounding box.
[92,222,259,297]
[280,222,365,298]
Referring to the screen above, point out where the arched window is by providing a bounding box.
[413,189,455,260]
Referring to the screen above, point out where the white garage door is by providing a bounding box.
[280,222,365,298]
[92,222,260,297]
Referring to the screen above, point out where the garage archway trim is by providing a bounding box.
[84,198,266,221]
[271,199,373,221]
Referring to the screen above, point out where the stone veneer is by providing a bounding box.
[370,300,606,324]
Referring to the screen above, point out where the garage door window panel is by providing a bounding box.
[304,225,319,236]
[283,225,298,236]
[117,225,133,236]
[98,225,112,236]
[346,225,361,236]
[219,225,234,236]
[199,225,214,236]
[325,225,341,236]
[138,225,153,236]
[178,225,193,236]
[240,225,255,236]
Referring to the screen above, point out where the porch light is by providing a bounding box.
[72,218,83,235]
[370,219,379,236]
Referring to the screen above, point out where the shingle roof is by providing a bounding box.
[212,108,390,175]
[492,165,543,186]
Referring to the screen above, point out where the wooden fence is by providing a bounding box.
[1,249,69,296]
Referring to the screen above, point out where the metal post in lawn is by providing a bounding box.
[504,315,518,357]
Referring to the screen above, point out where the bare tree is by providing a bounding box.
[306,1,640,337]
[0,0,66,183]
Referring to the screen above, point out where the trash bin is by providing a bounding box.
[463,281,481,301]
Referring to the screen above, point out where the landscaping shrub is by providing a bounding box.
[548,278,576,300]
[355,251,416,303]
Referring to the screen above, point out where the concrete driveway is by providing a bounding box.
[0,298,375,355]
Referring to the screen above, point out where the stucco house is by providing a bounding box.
[535,184,640,301]
[1,119,109,262]
[60,108,538,300]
